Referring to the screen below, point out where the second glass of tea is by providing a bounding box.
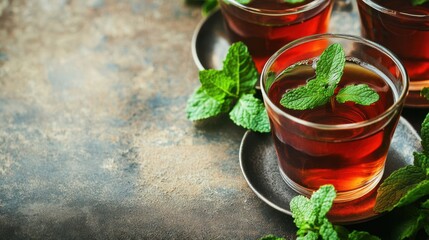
[260,34,408,202]
[219,0,333,72]
[357,0,429,107]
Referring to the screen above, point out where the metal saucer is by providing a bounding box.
[239,117,421,224]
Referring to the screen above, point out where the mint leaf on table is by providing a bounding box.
[223,40,258,95]
[290,185,339,239]
[186,88,231,121]
[186,41,270,133]
[200,69,237,100]
[373,112,429,239]
[229,94,270,133]
[279,43,379,110]
[374,165,429,212]
[336,84,379,105]
[289,185,380,240]
[258,234,286,240]
[348,230,381,240]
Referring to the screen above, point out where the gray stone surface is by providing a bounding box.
[0,1,294,239]
[0,0,426,239]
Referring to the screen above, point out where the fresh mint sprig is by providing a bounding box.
[260,185,380,240]
[279,43,379,110]
[186,42,270,133]
[373,112,429,239]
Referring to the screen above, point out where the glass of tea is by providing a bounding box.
[260,34,408,202]
[357,0,429,107]
[218,0,333,73]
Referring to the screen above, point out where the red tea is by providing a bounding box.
[357,0,429,105]
[267,61,397,197]
[219,0,333,72]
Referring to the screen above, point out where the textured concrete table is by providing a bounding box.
[0,1,426,239]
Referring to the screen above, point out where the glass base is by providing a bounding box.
[278,167,384,203]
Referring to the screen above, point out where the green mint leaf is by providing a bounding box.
[412,0,429,6]
[186,87,232,121]
[421,112,429,154]
[319,219,338,239]
[310,185,336,223]
[280,79,331,110]
[280,44,380,110]
[229,94,271,133]
[348,230,380,240]
[199,69,237,101]
[336,84,380,105]
[291,195,316,229]
[223,42,258,96]
[258,234,286,240]
[296,231,319,240]
[280,43,344,110]
[374,165,427,212]
[316,43,345,89]
[422,198,429,208]
[291,185,337,239]
[421,87,429,100]
[414,152,429,174]
[202,0,218,15]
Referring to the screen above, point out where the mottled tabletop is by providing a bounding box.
[0,1,427,239]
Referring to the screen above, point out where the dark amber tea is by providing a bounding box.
[268,62,395,195]
[357,0,429,106]
[261,35,408,202]
[219,0,333,72]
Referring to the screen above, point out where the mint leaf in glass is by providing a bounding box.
[280,43,380,110]
[315,43,346,89]
[279,79,331,110]
[336,84,379,105]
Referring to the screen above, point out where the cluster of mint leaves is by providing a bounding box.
[186,42,270,133]
[372,111,429,239]
[280,43,379,110]
[260,185,380,240]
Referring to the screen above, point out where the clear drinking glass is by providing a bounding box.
[218,0,333,72]
[357,0,429,107]
[260,34,409,202]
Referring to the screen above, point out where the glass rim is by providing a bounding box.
[361,0,429,19]
[223,0,330,16]
[260,33,409,131]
